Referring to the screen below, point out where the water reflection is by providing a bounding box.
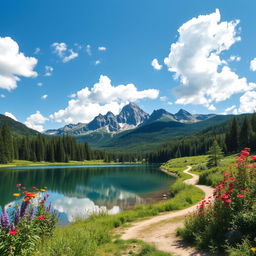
[0,165,175,223]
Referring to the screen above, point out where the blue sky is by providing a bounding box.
[1,0,256,131]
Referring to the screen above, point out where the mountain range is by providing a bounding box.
[45,102,215,136]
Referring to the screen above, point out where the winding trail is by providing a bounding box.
[120,166,213,256]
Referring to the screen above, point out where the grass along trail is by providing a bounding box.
[120,166,213,256]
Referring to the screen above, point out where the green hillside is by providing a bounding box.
[0,114,38,136]
[76,115,233,152]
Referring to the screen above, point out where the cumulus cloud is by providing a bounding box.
[44,66,53,76]
[0,94,5,98]
[50,75,159,124]
[222,105,236,115]
[0,36,38,91]
[41,94,48,100]
[95,60,101,65]
[4,112,18,121]
[52,42,78,63]
[235,91,256,114]
[98,46,107,51]
[25,111,48,132]
[164,9,256,109]
[37,82,43,87]
[250,58,256,72]
[151,58,163,70]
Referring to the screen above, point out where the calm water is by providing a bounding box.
[0,164,175,223]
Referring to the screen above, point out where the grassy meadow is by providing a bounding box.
[36,156,208,255]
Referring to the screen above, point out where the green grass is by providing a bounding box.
[194,154,237,186]
[0,159,140,168]
[37,156,205,256]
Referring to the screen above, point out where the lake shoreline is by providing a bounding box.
[0,160,143,169]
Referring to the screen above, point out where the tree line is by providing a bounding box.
[147,113,256,163]
[0,122,144,164]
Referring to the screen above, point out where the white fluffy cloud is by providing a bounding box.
[4,112,18,121]
[250,58,256,71]
[37,82,43,87]
[44,66,53,76]
[98,46,106,51]
[236,91,256,113]
[52,42,78,63]
[164,9,256,109]
[0,94,5,98]
[222,105,236,115]
[50,75,159,124]
[95,60,101,65]
[0,36,38,90]
[25,111,48,132]
[151,58,163,70]
[41,94,48,100]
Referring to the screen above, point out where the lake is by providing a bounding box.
[0,164,175,223]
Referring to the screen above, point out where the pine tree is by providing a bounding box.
[239,117,252,149]
[207,140,223,167]
[225,118,239,153]
[0,123,13,163]
[251,113,256,132]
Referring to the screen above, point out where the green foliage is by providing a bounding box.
[0,123,14,164]
[179,149,256,254]
[207,140,223,167]
[0,186,57,256]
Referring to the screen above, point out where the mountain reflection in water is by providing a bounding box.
[0,165,175,223]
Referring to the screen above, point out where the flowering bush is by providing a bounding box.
[178,148,256,254]
[0,185,58,256]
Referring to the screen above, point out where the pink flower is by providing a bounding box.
[237,194,245,198]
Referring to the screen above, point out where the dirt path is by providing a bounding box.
[120,166,213,256]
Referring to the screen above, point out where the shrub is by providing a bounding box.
[179,148,256,254]
[0,185,58,256]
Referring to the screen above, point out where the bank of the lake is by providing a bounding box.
[37,157,205,255]
[0,159,142,168]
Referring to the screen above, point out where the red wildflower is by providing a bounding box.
[21,186,26,190]
[251,155,256,161]
[9,229,18,235]
[16,184,21,187]
[221,194,229,200]
[225,199,232,203]
[37,216,45,220]
[237,194,245,198]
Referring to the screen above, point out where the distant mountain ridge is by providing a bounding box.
[44,102,215,136]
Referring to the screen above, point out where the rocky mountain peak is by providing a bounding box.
[117,102,149,126]
[174,109,193,121]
